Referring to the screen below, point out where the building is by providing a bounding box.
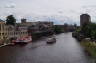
[0,20,28,45]
[0,18,54,44]
[20,19,54,33]
[38,21,54,32]
[19,19,38,27]
[18,19,54,40]
[80,14,91,27]
[54,24,76,33]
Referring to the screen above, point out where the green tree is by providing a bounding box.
[6,15,16,26]
[81,23,91,37]
[81,23,96,39]
[54,25,63,34]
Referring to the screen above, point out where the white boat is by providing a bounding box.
[47,36,56,44]
[14,36,32,45]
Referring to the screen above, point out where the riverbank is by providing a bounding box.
[0,43,13,48]
[0,33,55,48]
[80,40,96,62]
[72,32,96,62]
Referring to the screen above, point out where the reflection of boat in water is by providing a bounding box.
[47,35,56,44]
[13,36,32,45]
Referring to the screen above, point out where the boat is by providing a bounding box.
[47,36,56,44]
[13,36,32,45]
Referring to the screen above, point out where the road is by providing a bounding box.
[0,33,90,63]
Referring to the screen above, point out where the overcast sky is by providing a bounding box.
[0,0,96,25]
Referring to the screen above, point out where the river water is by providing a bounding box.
[0,33,90,63]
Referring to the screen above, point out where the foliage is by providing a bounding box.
[81,23,96,39]
[6,15,16,26]
[54,25,63,34]
[81,41,96,58]
[76,27,81,33]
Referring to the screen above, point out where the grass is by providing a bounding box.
[81,41,96,58]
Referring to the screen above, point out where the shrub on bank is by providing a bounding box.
[81,41,96,58]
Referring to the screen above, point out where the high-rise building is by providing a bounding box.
[80,14,91,27]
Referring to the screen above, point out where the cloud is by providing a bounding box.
[0,0,96,25]
[5,3,16,8]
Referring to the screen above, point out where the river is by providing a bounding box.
[0,33,90,63]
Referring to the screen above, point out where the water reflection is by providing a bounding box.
[0,33,90,63]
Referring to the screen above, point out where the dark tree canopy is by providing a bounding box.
[81,23,96,39]
[54,25,63,34]
[6,15,16,26]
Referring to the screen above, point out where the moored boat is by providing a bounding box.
[13,36,32,45]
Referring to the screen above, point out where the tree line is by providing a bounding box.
[77,23,96,39]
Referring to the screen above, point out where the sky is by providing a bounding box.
[0,0,96,25]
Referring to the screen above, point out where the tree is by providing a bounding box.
[81,23,96,39]
[54,25,63,34]
[6,15,16,26]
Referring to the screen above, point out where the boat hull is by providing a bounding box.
[12,36,32,45]
[47,38,56,44]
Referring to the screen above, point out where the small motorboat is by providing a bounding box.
[47,37,56,44]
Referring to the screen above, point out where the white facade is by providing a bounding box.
[0,21,28,44]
